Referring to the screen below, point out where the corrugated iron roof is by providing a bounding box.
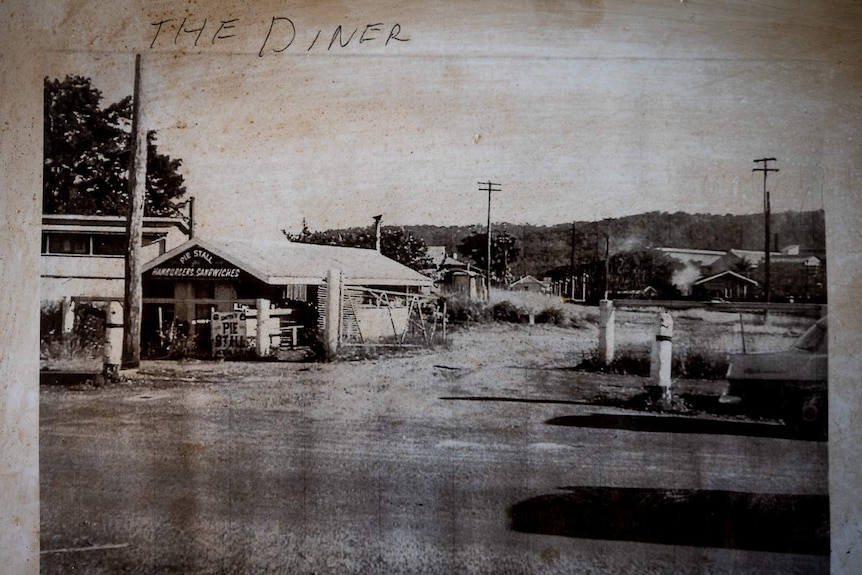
[143,237,433,286]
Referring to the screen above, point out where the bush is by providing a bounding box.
[576,344,729,380]
[536,306,565,325]
[40,300,105,361]
[491,300,527,323]
[445,297,492,323]
[673,349,729,380]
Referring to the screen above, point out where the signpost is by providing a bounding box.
[211,311,248,354]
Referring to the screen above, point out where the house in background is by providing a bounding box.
[653,244,823,302]
[428,247,488,300]
[509,275,546,294]
[691,270,759,301]
[653,247,727,296]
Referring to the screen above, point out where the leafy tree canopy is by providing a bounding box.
[457,230,521,284]
[607,249,683,294]
[43,75,187,217]
[284,220,434,272]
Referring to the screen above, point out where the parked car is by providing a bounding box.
[720,316,827,438]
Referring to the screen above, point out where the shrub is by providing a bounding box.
[491,300,527,323]
[576,344,728,380]
[445,297,492,323]
[40,300,105,361]
[673,349,729,380]
[536,306,565,325]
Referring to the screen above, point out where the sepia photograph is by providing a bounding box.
[2,0,861,573]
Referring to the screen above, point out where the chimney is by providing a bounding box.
[373,214,383,252]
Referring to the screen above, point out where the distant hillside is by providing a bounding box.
[407,210,826,278]
[300,210,826,279]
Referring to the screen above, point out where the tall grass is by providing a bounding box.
[445,289,589,328]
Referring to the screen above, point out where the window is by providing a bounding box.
[794,322,827,353]
[41,232,131,256]
[92,234,126,255]
[44,233,89,255]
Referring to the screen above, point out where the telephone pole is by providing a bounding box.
[123,54,147,368]
[478,181,501,294]
[753,157,778,303]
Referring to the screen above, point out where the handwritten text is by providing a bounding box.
[149,17,409,56]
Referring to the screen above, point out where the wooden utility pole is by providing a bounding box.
[753,157,778,303]
[478,181,501,294]
[123,54,147,367]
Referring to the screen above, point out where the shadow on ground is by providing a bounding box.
[545,413,794,439]
[441,391,826,442]
[509,486,829,555]
[40,370,104,387]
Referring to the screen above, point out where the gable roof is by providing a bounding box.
[509,275,544,287]
[143,237,433,287]
[693,269,759,286]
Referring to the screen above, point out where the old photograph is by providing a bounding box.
[4,0,859,573]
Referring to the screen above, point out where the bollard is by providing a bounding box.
[256,298,271,358]
[103,301,123,382]
[598,299,615,364]
[650,311,673,401]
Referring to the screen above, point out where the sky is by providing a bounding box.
[40,0,861,241]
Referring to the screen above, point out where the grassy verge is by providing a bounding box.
[445,288,591,328]
[576,344,729,380]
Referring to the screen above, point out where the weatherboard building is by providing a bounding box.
[146,237,434,356]
[41,216,434,357]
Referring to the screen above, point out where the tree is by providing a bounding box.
[43,75,187,217]
[607,249,682,295]
[284,222,434,272]
[457,230,521,284]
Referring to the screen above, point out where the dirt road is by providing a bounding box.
[40,322,828,574]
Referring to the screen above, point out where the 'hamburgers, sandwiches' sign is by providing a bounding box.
[150,247,241,279]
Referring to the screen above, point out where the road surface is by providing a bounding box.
[40,345,828,574]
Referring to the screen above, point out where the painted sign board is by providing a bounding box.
[151,247,241,279]
[211,311,248,353]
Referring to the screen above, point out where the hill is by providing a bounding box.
[406,210,825,277]
[298,210,826,279]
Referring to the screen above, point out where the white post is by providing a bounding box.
[61,297,76,336]
[324,269,343,359]
[598,299,615,364]
[256,298,271,358]
[103,301,123,382]
[650,311,674,399]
